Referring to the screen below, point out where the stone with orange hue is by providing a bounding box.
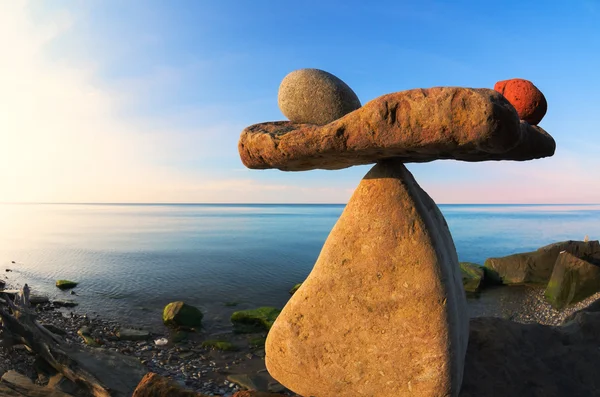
[239,87,555,171]
[494,78,547,125]
[265,159,469,397]
[132,373,208,397]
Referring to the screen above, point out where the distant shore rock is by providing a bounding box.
[484,240,600,285]
[162,301,203,328]
[278,68,361,125]
[544,252,600,309]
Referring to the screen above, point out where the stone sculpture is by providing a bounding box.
[237,69,555,397]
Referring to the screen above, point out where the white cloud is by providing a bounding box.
[0,1,347,204]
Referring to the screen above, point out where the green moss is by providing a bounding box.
[289,283,303,295]
[162,301,203,328]
[202,340,238,351]
[460,262,484,293]
[249,337,266,348]
[224,301,240,307]
[55,280,78,290]
[230,307,281,334]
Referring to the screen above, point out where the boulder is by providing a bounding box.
[544,252,600,309]
[278,68,361,125]
[132,373,207,397]
[484,240,600,284]
[117,328,150,341]
[162,301,203,328]
[460,262,484,293]
[231,307,281,333]
[494,78,547,125]
[460,309,600,396]
[266,160,468,397]
[239,87,556,171]
[55,280,77,290]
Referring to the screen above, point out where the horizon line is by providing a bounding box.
[2,202,600,206]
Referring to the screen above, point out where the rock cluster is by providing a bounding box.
[238,70,556,396]
[484,240,600,284]
[241,87,554,171]
[484,240,600,309]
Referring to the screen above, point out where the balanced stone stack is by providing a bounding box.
[238,69,555,397]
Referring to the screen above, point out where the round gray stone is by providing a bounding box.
[278,68,361,125]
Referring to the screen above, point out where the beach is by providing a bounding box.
[2,203,600,394]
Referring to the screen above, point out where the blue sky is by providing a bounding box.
[1,0,599,203]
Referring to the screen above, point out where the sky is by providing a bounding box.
[0,0,599,204]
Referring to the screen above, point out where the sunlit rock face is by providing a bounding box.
[265,160,469,397]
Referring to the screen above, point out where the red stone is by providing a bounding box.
[494,78,547,125]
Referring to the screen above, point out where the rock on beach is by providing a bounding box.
[163,301,203,328]
[266,159,468,397]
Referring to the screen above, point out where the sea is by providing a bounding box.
[1,203,599,332]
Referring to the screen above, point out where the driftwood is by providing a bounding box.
[0,286,147,397]
[0,370,72,396]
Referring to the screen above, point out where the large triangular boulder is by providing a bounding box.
[265,159,469,397]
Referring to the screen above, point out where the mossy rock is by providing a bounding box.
[162,301,203,328]
[224,301,240,307]
[231,307,281,334]
[460,262,484,293]
[544,252,600,309]
[56,280,78,290]
[289,283,303,295]
[201,340,238,351]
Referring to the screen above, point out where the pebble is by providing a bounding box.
[494,78,547,125]
[278,68,361,125]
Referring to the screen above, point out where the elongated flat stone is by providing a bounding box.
[265,159,469,397]
[238,87,555,171]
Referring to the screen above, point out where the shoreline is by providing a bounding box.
[3,270,600,396]
[0,275,293,396]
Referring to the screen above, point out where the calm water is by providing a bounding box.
[1,203,599,332]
